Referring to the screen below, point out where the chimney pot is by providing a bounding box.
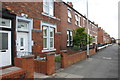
[67,2,73,7]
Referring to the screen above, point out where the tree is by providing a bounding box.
[73,27,93,49]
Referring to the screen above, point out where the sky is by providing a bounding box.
[63,0,119,39]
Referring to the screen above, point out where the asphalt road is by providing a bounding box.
[53,44,118,78]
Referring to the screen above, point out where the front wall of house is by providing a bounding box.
[60,3,83,50]
[0,8,16,67]
[2,2,61,54]
[97,27,104,43]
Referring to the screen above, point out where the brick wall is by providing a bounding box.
[97,27,104,44]
[34,60,47,74]
[89,48,96,55]
[60,2,83,50]
[34,54,55,75]
[61,51,87,68]
[2,2,61,54]
[14,57,34,78]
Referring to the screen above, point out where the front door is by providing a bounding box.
[0,31,11,67]
[17,32,29,57]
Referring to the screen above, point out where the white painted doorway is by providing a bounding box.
[0,31,11,67]
[17,32,29,53]
[16,16,33,58]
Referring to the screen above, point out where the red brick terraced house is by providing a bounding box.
[1,1,61,68]
[0,0,111,70]
[97,27,104,44]
[97,27,111,44]
[103,32,111,44]
[59,2,98,50]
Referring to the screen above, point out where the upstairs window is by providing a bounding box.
[75,14,80,26]
[67,30,73,46]
[43,0,54,16]
[68,9,72,23]
[83,18,86,27]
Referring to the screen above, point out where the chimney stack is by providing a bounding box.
[67,2,73,7]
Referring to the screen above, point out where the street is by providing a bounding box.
[53,44,118,78]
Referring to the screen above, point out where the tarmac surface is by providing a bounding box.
[52,44,118,78]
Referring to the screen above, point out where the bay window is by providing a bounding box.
[67,30,73,46]
[43,0,54,16]
[43,25,55,52]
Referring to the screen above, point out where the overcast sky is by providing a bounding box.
[63,0,119,39]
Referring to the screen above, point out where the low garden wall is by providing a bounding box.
[61,51,87,68]
[14,57,34,78]
[34,54,55,75]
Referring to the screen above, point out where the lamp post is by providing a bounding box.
[86,0,90,58]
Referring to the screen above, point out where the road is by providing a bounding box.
[53,44,118,78]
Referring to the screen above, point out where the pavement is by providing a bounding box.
[34,44,118,79]
[51,44,118,78]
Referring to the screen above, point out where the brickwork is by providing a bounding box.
[46,55,55,75]
[34,54,55,75]
[61,51,87,68]
[14,57,34,78]
[97,27,104,44]
[2,2,61,54]
[34,60,47,74]
[89,48,96,55]
[1,69,27,79]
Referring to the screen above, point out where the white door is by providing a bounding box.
[17,32,29,57]
[0,31,11,67]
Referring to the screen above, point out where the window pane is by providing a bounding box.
[43,38,47,48]
[43,0,54,16]
[0,33,8,50]
[67,41,69,46]
[0,18,11,28]
[49,0,54,7]
[43,5,49,14]
[43,26,48,37]
[50,38,53,48]
[67,31,69,40]
[49,8,53,16]
[43,0,48,5]
[50,28,54,37]
[18,21,28,30]
[68,18,71,23]
[70,31,73,41]
[20,38,24,47]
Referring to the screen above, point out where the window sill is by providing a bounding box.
[41,12,60,21]
[68,22,72,24]
[75,24,81,27]
[42,48,56,52]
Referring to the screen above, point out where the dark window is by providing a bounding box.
[0,33,8,50]
[67,30,73,47]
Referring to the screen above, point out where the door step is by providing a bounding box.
[0,67,22,75]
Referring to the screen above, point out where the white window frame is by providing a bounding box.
[67,30,73,47]
[16,16,33,53]
[43,0,54,16]
[75,14,80,26]
[68,9,72,23]
[43,26,49,49]
[83,18,86,27]
[41,21,56,52]
[0,18,11,29]
[17,21,29,32]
